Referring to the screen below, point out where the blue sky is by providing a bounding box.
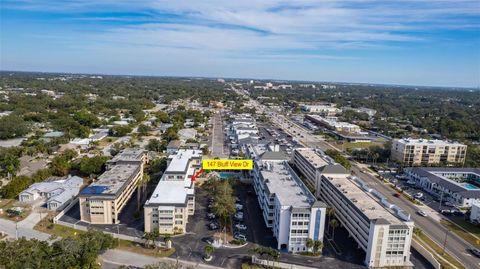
[1,0,479,87]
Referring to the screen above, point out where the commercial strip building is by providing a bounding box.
[305,114,361,133]
[390,138,467,166]
[292,147,414,267]
[19,175,83,211]
[404,167,480,207]
[144,149,202,234]
[79,149,147,224]
[246,143,327,253]
[301,103,340,116]
[316,171,414,268]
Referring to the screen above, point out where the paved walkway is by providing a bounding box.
[101,249,223,269]
[0,217,51,241]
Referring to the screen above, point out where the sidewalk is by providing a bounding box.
[101,249,223,269]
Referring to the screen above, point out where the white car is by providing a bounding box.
[235,204,243,210]
[234,233,247,241]
[235,224,247,230]
[417,210,428,217]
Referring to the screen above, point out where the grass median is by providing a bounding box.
[415,233,465,269]
[440,219,480,247]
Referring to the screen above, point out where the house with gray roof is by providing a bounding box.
[19,175,83,211]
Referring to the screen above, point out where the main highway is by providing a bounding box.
[233,86,479,269]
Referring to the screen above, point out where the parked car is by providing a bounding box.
[235,204,243,210]
[468,248,480,258]
[235,224,247,230]
[234,233,247,241]
[393,193,400,198]
[417,210,428,217]
[207,213,216,219]
[234,212,244,220]
[444,202,455,207]
[440,209,452,215]
[209,223,219,230]
[414,192,424,199]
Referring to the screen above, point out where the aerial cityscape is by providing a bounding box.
[0,1,479,269]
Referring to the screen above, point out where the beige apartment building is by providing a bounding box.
[391,138,467,166]
[144,149,202,234]
[79,149,146,224]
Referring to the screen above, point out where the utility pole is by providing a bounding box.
[438,189,444,211]
[15,222,18,239]
[442,229,450,255]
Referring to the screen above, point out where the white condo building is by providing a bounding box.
[246,143,327,253]
[144,149,202,234]
[316,170,414,268]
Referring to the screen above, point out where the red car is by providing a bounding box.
[393,193,400,198]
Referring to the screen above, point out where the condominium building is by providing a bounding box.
[144,149,202,234]
[316,171,414,268]
[391,138,467,166]
[292,148,336,188]
[404,167,480,207]
[79,149,146,224]
[247,143,327,253]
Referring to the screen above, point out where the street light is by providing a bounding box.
[442,229,450,255]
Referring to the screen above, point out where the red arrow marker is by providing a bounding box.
[191,168,203,182]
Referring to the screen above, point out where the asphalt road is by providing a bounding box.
[273,111,480,269]
[211,112,228,159]
[233,88,480,269]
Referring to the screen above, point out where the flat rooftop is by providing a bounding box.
[260,161,315,208]
[109,149,145,163]
[294,148,329,169]
[81,164,140,197]
[396,138,465,146]
[166,149,202,173]
[324,174,407,224]
[145,180,192,206]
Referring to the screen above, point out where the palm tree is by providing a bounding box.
[326,207,335,235]
[413,227,422,237]
[204,244,214,260]
[313,240,323,254]
[143,232,155,249]
[163,234,172,249]
[136,174,151,211]
[306,238,314,253]
[330,219,339,241]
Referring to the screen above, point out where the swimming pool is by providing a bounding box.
[463,183,479,190]
[218,172,241,179]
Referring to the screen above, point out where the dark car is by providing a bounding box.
[393,193,400,198]
[468,248,480,258]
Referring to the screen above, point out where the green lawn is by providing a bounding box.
[117,239,175,257]
[441,219,480,247]
[34,215,85,238]
[415,234,465,269]
[336,141,382,151]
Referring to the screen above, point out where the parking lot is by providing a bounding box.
[381,173,466,220]
[58,189,144,238]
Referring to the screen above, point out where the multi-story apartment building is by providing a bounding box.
[79,149,146,224]
[391,138,467,166]
[404,167,480,207]
[144,149,202,234]
[316,171,414,268]
[292,148,337,187]
[247,143,327,253]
